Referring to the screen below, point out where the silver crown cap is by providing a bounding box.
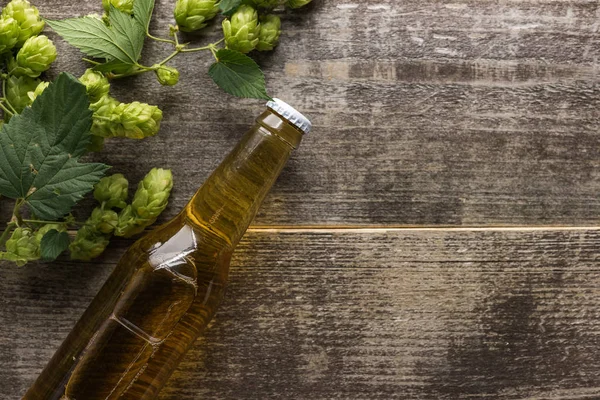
[266,98,312,134]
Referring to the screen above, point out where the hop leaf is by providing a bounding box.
[94,173,129,209]
[79,69,110,102]
[0,227,40,266]
[5,74,39,115]
[11,35,57,78]
[1,0,45,46]
[285,0,312,8]
[0,16,19,53]
[256,14,281,51]
[154,65,180,86]
[35,223,67,242]
[208,49,270,99]
[115,168,173,237]
[174,0,220,32]
[222,4,260,53]
[27,81,49,102]
[0,73,109,220]
[249,0,280,9]
[38,225,70,262]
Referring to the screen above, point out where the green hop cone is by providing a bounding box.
[256,15,281,51]
[35,224,66,243]
[69,225,110,261]
[115,168,173,237]
[132,168,173,220]
[94,173,129,210]
[285,0,312,8]
[102,0,134,14]
[0,16,19,53]
[174,0,219,32]
[79,69,110,102]
[90,95,120,137]
[5,74,39,115]
[2,0,45,46]
[1,227,40,266]
[116,101,163,139]
[12,35,57,78]
[222,5,260,53]
[115,205,138,237]
[154,65,180,86]
[89,207,119,234]
[27,80,49,103]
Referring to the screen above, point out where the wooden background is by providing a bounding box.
[2,0,600,398]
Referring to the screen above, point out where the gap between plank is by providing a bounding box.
[247,225,600,233]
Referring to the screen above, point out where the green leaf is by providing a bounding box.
[47,2,152,66]
[134,0,156,33]
[40,229,70,262]
[208,49,270,100]
[220,0,243,15]
[47,16,136,64]
[0,73,109,220]
[92,59,137,74]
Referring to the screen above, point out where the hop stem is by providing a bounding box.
[0,222,16,248]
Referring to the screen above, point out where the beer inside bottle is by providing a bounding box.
[24,99,311,400]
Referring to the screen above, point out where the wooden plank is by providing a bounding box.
[1,1,600,226]
[2,228,600,399]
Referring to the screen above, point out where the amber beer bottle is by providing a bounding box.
[24,99,311,400]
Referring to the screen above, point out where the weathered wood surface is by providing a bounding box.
[2,0,600,225]
[2,229,600,399]
[3,1,600,400]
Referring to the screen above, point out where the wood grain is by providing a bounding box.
[2,0,600,225]
[2,229,600,399]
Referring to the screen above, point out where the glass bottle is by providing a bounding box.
[23,99,311,400]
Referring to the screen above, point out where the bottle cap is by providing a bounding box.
[266,98,312,135]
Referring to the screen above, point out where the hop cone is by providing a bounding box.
[116,168,173,237]
[27,80,49,102]
[35,224,66,242]
[174,0,219,32]
[103,0,134,14]
[155,65,180,86]
[80,69,110,102]
[115,205,138,237]
[0,16,19,53]
[116,101,163,139]
[2,0,45,46]
[89,207,119,234]
[12,35,57,78]
[94,173,129,210]
[69,225,110,261]
[90,95,120,137]
[256,15,281,51]
[222,5,260,53]
[1,227,40,266]
[132,168,173,220]
[5,74,39,115]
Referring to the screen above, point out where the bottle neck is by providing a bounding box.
[185,109,303,246]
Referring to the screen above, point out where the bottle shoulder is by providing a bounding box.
[123,217,233,283]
